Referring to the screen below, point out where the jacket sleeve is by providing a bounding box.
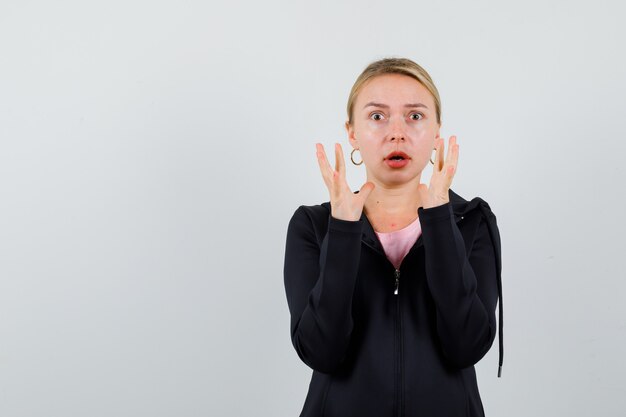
[417,201,499,369]
[283,205,364,373]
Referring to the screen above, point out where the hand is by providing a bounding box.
[316,143,375,221]
[418,135,459,209]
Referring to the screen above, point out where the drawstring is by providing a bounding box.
[478,203,504,378]
[497,261,503,378]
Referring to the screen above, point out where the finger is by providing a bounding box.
[436,137,445,172]
[335,143,346,179]
[444,137,458,182]
[316,143,334,188]
[452,137,459,169]
[446,136,455,164]
[445,136,458,177]
[318,143,336,177]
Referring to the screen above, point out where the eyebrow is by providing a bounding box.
[363,102,429,109]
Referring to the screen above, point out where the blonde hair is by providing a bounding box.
[346,57,442,126]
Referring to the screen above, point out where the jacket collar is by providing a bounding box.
[321,188,473,256]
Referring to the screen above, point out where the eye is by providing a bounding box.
[370,112,384,121]
[410,112,424,121]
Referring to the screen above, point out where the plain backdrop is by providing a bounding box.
[1,0,625,416]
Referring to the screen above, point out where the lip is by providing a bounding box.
[385,151,410,169]
[385,151,410,160]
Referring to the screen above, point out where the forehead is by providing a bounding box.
[357,73,433,107]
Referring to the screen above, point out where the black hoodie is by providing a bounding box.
[283,188,503,417]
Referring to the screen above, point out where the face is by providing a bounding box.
[345,73,441,184]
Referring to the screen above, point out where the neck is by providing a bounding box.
[363,174,423,217]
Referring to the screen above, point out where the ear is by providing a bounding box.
[345,121,358,148]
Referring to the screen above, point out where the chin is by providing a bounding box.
[384,171,413,182]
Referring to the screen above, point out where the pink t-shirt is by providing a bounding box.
[374,216,422,270]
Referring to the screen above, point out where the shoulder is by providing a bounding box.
[286,202,332,243]
[450,188,501,259]
[449,188,497,222]
[289,202,331,225]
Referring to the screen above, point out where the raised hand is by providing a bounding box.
[316,143,375,221]
[418,135,459,209]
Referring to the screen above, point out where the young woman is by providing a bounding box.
[283,57,503,417]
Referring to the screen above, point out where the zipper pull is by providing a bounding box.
[394,269,400,295]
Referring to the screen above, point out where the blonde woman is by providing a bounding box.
[284,57,503,417]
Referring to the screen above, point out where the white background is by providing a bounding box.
[1,0,625,416]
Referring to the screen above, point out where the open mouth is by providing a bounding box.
[385,151,410,168]
[386,151,410,160]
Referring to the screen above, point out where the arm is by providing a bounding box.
[283,206,364,373]
[418,202,499,369]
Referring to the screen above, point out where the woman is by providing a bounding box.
[283,57,503,417]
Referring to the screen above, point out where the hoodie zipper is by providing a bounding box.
[394,267,403,417]
[361,240,410,417]
[394,268,400,295]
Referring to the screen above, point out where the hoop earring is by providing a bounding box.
[351,148,363,166]
[430,148,436,165]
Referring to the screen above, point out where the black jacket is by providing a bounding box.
[283,188,503,417]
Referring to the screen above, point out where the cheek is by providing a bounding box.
[361,143,381,162]
[414,123,440,139]
[411,131,437,157]
[355,126,378,141]
[363,120,385,131]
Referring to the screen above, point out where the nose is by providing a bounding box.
[388,116,406,142]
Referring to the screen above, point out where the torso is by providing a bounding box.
[365,210,420,233]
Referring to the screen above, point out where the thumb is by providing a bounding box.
[357,181,375,204]
[417,184,428,208]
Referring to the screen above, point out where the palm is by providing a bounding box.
[316,143,375,221]
[418,135,459,209]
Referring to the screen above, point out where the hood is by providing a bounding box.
[451,189,504,378]
[321,188,504,378]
